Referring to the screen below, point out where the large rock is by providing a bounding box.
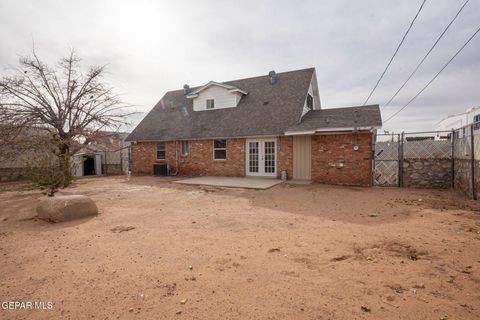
[37,195,98,222]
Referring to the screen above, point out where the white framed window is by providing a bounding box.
[156,143,166,160]
[206,99,215,109]
[213,139,226,160]
[474,114,480,130]
[181,141,189,155]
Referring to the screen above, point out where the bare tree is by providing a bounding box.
[0,49,132,192]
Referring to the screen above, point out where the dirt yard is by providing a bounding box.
[0,176,479,319]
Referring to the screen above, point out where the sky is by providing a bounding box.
[1,0,479,133]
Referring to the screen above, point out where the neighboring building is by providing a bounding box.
[436,106,480,137]
[0,130,130,181]
[72,132,131,177]
[126,68,382,186]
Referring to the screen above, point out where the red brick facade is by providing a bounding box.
[277,136,293,179]
[130,133,373,186]
[178,139,245,177]
[311,132,373,186]
[131,139,245,177]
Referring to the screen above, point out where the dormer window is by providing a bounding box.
[307,94,313,110]
[187,81,247,111]
[206,99,215,109]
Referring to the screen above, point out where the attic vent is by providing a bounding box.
[183,84,190,94]
[268,70,277,85]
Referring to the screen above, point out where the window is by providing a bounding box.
[474,114,480,130]
[156,143,165,160]
[306,94,313,110]
[206,99,215,109]
[213,139,226,160]
[181,141,189,155]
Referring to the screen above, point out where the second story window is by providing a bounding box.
[206,99,215,109]
[306,94,313,110]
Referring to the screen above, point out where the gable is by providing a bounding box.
[192,85,243,111]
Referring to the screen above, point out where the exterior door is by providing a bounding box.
[293,135,312,180]
[246,139,276,177]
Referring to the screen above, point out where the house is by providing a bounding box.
[436,106,480,138]
[126,68,382,186]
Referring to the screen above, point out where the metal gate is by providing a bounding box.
[373,134,400,186]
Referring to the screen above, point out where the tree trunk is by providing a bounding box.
[58,144,73,188]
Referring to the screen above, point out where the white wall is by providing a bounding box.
[436,107,480,135]
[192,85,241,111]
[300,76,320,118]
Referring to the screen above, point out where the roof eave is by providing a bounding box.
[285,126,381,136]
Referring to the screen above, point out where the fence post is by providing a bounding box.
[471,124,476,200]
[451,130,455,189]
[104,150,108,176]
[399,132,404,187]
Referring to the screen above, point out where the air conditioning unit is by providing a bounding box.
[153,163,168,176]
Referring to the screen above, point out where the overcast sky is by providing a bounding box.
[1,0,479,133]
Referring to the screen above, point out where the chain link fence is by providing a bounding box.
[373,124,480,200]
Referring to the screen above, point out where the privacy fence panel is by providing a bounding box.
[373,135,400,186]
[402,136,452,189]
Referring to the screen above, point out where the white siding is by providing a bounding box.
[300,80,319,118]
[192,85,240,111]
[436,106,480,136]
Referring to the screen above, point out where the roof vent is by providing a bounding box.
[183,84,190,94]
[268,70,277,85]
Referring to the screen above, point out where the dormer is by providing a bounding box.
[300,70,321,119]
[186,81,248,111]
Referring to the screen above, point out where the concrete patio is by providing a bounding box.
[173,176,283,189]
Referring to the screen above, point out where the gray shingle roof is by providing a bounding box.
[126,68,315,141]
[286,105,382,133]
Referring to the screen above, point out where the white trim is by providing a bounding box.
[245,138,277,177]
[284,130,316,136]
[213,139,227,160]
[156,142,166,160]
[187,81,247,98]
[285,126,380,136]
[180,141,189,156]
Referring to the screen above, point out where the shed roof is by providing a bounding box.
[285,105,382,134]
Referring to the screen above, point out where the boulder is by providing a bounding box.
[37,195,98,222]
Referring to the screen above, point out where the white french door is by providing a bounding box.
[246,139,276,177]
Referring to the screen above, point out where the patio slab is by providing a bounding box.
[173,176,283,189]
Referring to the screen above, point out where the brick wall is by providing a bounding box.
[278,136,293,179]
[131,139,245,177]
[311,132,373,186]
[178,139,245,176]
[130,141,176,174]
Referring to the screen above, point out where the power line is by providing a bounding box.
[382,0,470,111]
[363,0,427,105]
[383,25,480,124]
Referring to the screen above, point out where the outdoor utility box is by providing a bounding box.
[153,164,168,176]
